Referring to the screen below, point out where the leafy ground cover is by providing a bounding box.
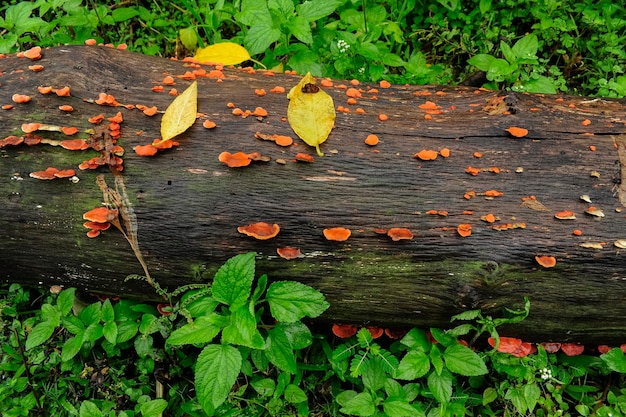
[1,253,626,416]
[1,0,625,96]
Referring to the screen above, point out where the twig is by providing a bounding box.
[13,327,44,415]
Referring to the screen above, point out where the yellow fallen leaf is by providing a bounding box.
[157,81,198,145]
[287,72,336,156]
[194,42,251,66]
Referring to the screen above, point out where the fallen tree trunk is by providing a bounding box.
[2,45,626,343]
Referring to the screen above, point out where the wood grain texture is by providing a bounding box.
[1,46,626,343]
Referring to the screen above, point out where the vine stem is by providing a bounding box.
[13,327,44,415]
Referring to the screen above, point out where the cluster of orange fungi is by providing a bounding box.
[486,337,609,358]
[82,207,118,238]
[332,324,402,340]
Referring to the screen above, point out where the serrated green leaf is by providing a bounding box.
[245,21,281,56]
[427,368,452,404]
[251,274,268,304]
[266,326,297,374]
[212,252,256,308]
[103,321,118,345]
[396,350,430,380]
[443,344,487,376]
[296,0,343,22]
[266,280,329,322]
[278,321,312,350]
[139,399,168,417]
[135,335,153,358]
[222,305,265,349]
[159,80,197,142]
[467,54,496,71]
[451,309,481,322]
[195,344,242,413]
[116,321,138,344]
[112,7,139,22]
[430,328,456,347]
[79,302,102,326]
[284,384,307,404]
[167,314,225,346]
[61,334,84,361]
[102,299,115,323]
[237,0,270,26]
[83,323,103,342]
[382,52,405,66]
[57,288,76,316]
[79,400,103,417]
[400,328,431,352]
[25,321,56,350]
[512,34,538,61]
[336,391,376,416]
[601,348,626,373]
[362,357,386,391]
[61,315,85,335]
[482,387,498,405]
[41,303,60,325]
[430,346,444,375]
[383,399,418,417]
[251,377,275,397]
[288,15,313,44]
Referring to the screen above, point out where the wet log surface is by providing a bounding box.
[2,45,626,343]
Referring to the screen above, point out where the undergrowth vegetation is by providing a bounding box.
[1,0,625,96]
[1,253,626,416]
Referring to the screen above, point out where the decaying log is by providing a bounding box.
[2,45,626,343]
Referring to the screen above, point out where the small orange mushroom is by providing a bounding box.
[415,149,438,161]
[387,228,413,241]
[84,221,111,231]
[23,46,42,60]
[55,86,71,97]
[364,134,379,146]
[323,227,351,242]
[54,169,75,178]
[203,120,217,129]
[366,326,384,339]
[58,105,74,112]
[60,139,88,150]
[21,123,41,133]
[554,210,576,220]
[277,247,301,260]
[457,223,472,237]
[38,86,53,94]
[218,151,251,167]
[295,153,314,163]
[505,127,528,138]
[134,144,159,156]
[12,94,32,103]
[28,64,44,72]
[30,167,59,180]
[439,148,450,158]
[379,80,391,89]
[237,222,280,240]
[378,113,389,121]
[535,255,556,268]
[61,126,79,135]
[83,207,118,223]
[143,106,158,116]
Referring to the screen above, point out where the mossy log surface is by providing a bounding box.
[2,46,626,343]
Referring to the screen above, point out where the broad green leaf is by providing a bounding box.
[382,52,405,67]
[212,252,256,309]
[83,322,103,342]
[284,384,307,404]
[336,391,376,416]
[500,41,516,64]
[430,345,444,375]
[400,328,431,352]
[194,42,251,66]
[384,378,405,399]
[278,321,312,350]
[186,295,220,317]
[482,387,498,405]
[57,288,76,316]
[296,0,343,22]
[486,58,516,82]
[159,80,197,143]
[251,377,275,397]
[512,34,538,61]
[430,328,456,347]
[383,399,419,417]
[112,7,139,22]
[396,350,430,380]
[102,299,115,323]
[523,383,541,413]
[467,53,496,71]
[237,0,270,26]
[222,305,265,349]
[427,368,453,404]
[287,72,336,156]
[195,344,242,413]
[505,385,528,415]
[266,326,297,374]
[61,315,84,335]
[179,27,198,51]
[522,76,557,94]
[135,335,153,358]
[245,21,281,56]
[443,344,488,376]
[362,357,386,391]
[266,280,329,322]
[62,334,84,361]
[41,303,60,325]
[25,321,56,350]
[78,302,102,326]
[167,314,225,346]
[601,348,626,373]
[288,15,313,44]
[116,321,138,344]
[139,399,168,417]
[79,400,103,417]
[103,321,118,345]
[251,274,268,304]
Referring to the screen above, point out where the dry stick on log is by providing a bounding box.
[1,45,626,344]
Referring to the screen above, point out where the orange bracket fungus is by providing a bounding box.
[83,207,118,223]
[505,127,529,138]
[387,228,413,241]
[332,324,358,339]
[415,149,438,161]
[535,255,557,268]
[457,223,472,237]
[276,247,301,260]
[218,151,252,168]
[323,227,351,242]
[237,222,280,240]
[554,210,576,220]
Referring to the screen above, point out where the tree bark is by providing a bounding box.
[2,45,626,343]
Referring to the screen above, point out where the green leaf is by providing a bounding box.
[512,34,538,61]
[79,302,102,326]
[83,323,104,342]
[269,0,295,16]
[212,252,256,309]
[443,344,488,376]
[195,344,242,413]
[266,281,329,322]
[112,7,139,22]
[430,328,456,347]
[251,377,275,397]
[139,399,168,417]
[296,0,342,22]
[186,295,220,317]
[79,400,103,417]
[467,54,496,71]
[401,328,431,352]
[383,399,419,417]
[245,21,281,56]
[427,368,453,404]
[61,315,85,335]
[279,321,312,350]
[336,391,376,417]
[382,52,405,67]
[57,288,76,316]
[362,357,386,391]
[482,387,498,405]
[167,314,225,346]
[135,335,154,358]
[479,0,492,14]
[251,274,268,304]
[41,303,61,325]
[62,333,84,361]
[601,348,626,373]
[102,299,115,323]
[266,326,297,374]
[116,321,138,344]
[288,15,313,44]
[430,346,444,375]
[523,383,541,413]
[450,309,481,322]
[396,350,430,380]
[487,58,517,82]
[505,385,528,415]
[179,27,197,51]
[522,76,557,94]
[222,305,265,349]
[237,0,270,26]
[103,321,118,345]
[284,384,307,404]
[25,321,56,350]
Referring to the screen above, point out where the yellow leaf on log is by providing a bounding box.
[287,72,336,156]
[158,81,198,145]
[194,42,251,66]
